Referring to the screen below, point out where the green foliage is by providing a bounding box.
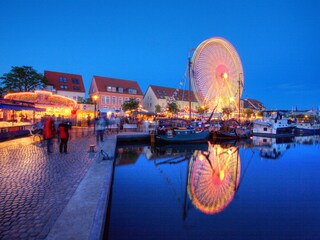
[0,66,48,93]
[197,105,209,115]
[222,106,233,118]
[256,111,263,117]
[243,108,254,118]
[122,98,140,112]
[167,102,179,114]
[155,104,161,113]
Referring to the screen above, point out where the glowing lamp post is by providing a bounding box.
[92,95,98,118]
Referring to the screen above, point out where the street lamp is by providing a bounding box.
[92,95,98,118]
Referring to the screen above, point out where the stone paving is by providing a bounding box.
[0,128,101,240]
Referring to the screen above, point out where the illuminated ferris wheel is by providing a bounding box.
[190,37,244,112]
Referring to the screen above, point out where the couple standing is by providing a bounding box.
[43,116,71,154]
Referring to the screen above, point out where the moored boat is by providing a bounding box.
[252,111,295,137]
[295,122,320,135]
[210,119,252,140]
[156,128,210,144]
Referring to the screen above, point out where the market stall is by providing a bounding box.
[4,90,77,124]
[0,99,45,140]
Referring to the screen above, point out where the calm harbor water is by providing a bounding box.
[107,135,320,240]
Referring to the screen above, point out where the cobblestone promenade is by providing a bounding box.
[0,129,98,240]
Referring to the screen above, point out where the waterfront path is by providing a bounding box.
[0,128,116,240]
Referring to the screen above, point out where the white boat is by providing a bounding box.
[253,111,296,137]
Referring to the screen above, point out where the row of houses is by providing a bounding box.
[44,70,264,115]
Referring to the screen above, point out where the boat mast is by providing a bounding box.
[238,73,242,124]
[188,57,192,120]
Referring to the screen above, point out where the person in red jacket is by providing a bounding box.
[58,121,70,154]
[43,116,55,154]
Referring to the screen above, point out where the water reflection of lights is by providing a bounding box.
[187,142,240,215]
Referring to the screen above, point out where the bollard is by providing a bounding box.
[88,144,95,153]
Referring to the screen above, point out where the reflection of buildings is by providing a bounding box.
[295,135,320,145]
[115,146,143,166]
[252,136,293,160]
[187,142,240,214]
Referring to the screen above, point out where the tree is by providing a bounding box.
[222,107,233,119]
[122,98,140,112]
[155,104,161,114]
[167,102,179,114]
[243,108,254,118]
[197,105,209,115]
[0,66,48,93]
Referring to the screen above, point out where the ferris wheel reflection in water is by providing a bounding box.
[187,142,241,215]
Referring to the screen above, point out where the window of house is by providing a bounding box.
[112,96,116,104]
[128,88,137,94]
[106,96,110,104]
[118,87,123,93]
[60,85,68,89]
[125,97,129,102]
[101,96,106,104]
[136,98,140,103]
[73,86,80,90]
[118,97,123,105]
[72,78,79,84]
[59,77,67,82]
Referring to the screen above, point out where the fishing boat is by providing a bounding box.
[291,112,320,135]
[295,122,320,135]
[252,111,296,137]
[210,119,252,140]
[156,128,210,144]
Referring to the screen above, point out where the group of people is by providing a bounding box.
[39,115,72,154]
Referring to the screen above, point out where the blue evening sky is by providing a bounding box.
[1,0,319,110]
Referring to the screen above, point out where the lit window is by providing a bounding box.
[112,87,116,92]
[60,85,68,89]
[106,86,112,92]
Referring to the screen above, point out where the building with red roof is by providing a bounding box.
[44,70,85,103]
[143,85,198,114]
[89,76,143,113]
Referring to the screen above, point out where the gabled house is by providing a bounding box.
[89,76,143,112]
[243,98,265,111]
[143,85,199,114]
[44,70,85,103]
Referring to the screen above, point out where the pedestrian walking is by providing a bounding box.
[43,116,55,154]
[58,120,70,154]
[95,115,106,143]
